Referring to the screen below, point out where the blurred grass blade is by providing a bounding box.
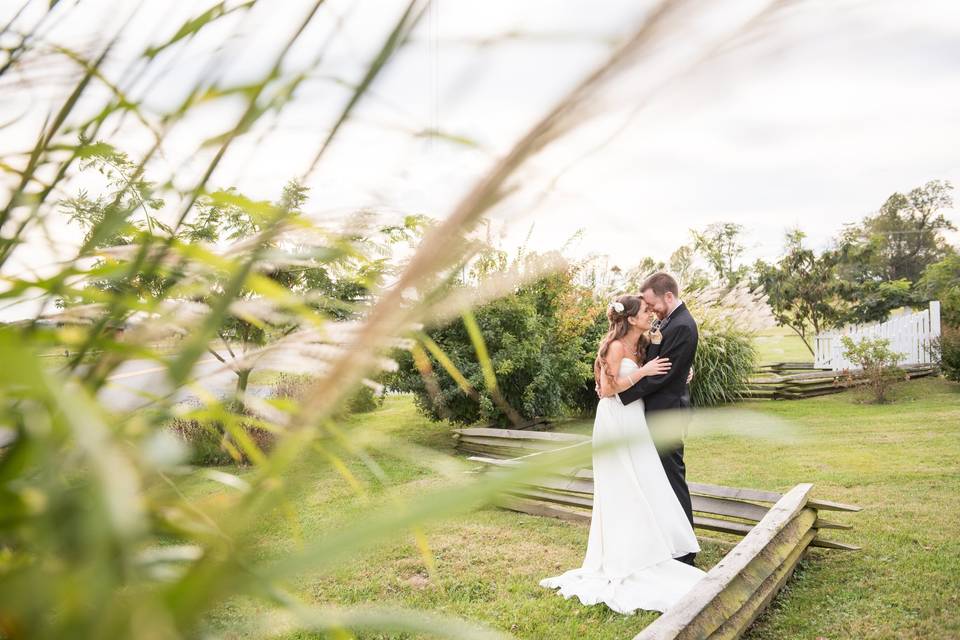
[144,1,258,59]
[303,0,429,176]
[462,309,497,391]
[417,332,477,397]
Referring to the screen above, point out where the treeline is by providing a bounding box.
[389,247,770,426]
[632,180,957,356]
[391,179,959,425]
[754,180,957,354]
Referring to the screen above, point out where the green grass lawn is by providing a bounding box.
[753,326,814,365]
[186,378,960,640]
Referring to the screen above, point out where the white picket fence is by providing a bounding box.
[814,301,942,371]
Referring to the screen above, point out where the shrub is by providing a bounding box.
[840,335,904,403]
[273,373,384,415]
[168,400,275,465]
[933,326,960,382]
[392,268,600,426]
[168,370,387,467]
[691,330,757,406]
[918,256,960,327]
[684,284,765,407]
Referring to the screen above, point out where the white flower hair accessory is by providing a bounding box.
[609,301,624,313]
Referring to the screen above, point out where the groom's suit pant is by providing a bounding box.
[648,407,696,565]
[659,442,694,530]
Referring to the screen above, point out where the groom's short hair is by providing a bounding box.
[641,272,679,297]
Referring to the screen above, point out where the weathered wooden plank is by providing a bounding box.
[652,507,817,640]
[690,482,861,513]
[466,455,591,479]
[813,517,852,530]
[496,495,589,524]
[458,441,523,453]
[518,474,595,495]
[748,364,938,401]
[709,528,816,640]
[458,444,525,459]
[476,454,841,508]
[806,498,862,513]
[691,495,768,523]
[689,482,783,504]
[472,418,551,431]
[500,495,759,540]
[809,537,860,551]
[692,516,754,537]
[457,436,563,452]
[476,461,769,523]
[472,453,861,514]
[512,481,771,524]
[454,427,586,442]
[634,484,815,640]
[498,491,762,538]
[506,487,594,509]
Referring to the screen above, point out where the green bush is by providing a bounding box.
[168,417,274,465]
[345,383,385,413]
[167,397,277,465]
[273,373,384,415]
[918,256,960,327]
[691,330,757,406]
[683,284,763,407]
[169,417,234,465]
[933,326,960,382]
[391,269,600,426]
[840,335,904,403]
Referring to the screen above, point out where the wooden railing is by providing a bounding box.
[634,484,820,640]
[458,427,861,639]
[744,362,938,400]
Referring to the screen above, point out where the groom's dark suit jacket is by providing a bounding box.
[619,301,698,411]
[618,301,698,534]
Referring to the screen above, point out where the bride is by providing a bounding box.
[539,294,705,614]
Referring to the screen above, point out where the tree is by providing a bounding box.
[830,180,955,323]
[620,256,666,293]
[833,179,955,298]
[917,255,960,327]
[839,278,918,325]
[752,230,847,356]
[669,244,710,292]
[61,149,407,402]
[691,222,748,288]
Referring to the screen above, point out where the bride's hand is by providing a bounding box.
[640,356,671,377]
[687,366,695,384]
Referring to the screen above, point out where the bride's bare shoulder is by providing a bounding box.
[607,340,625,357]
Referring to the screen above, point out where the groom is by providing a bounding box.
[619,272,699,566]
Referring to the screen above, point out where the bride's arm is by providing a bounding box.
[599,342,671,397]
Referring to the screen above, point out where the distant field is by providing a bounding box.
[753,326,813,364]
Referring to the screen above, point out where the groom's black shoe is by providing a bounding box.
[678,553,697,567]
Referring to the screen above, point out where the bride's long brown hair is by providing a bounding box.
[594,295,649,394]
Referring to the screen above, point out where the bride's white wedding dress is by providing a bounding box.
[539,359,705,614]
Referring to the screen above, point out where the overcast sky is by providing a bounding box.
[2,0,959,294]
